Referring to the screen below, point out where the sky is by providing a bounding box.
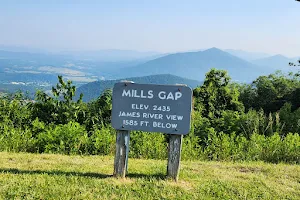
[0,0,299,57]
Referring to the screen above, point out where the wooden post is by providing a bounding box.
[125,132,130,173]
[167,134,183,181]
[113,130,130,178]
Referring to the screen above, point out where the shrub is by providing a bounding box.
[37,122,88,154]
[0,125,36,152]
[181,132,202,160]
[89,126,116,155]
[202,130,300,163]
[129,131,167,159]
[282,133,300,163]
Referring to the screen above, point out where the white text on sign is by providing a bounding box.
[122,89,182,100]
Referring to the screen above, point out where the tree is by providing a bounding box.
[235,83,256,112]
[85,89,112,130]
[193,69,244,120]
[241,71,300,113]
[30,76,85,124]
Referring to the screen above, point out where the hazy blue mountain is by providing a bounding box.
[0,83,42,97]
[114,48,268,82]
[0,72,58,98]
[0,50,146,87]
[0,50,163,80]
[0,72,58,83]
[0,45,49,54]
[224,49,270,61]
[61,49,163,61]
[251,54,297,72]
[2,47,296,96]
[293,57,300,61]
[0,50,73,66]
[0,46,163,61]
[76,74,201,102]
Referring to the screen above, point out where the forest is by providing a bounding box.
[0,69,299,164]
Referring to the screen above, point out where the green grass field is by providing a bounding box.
[0,152,299,199]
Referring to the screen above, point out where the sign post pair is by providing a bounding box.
[111,82,192,181]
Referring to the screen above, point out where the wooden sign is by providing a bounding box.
[112,82,193,181]
[111,82,192,134]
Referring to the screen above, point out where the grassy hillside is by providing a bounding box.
[76,74,202,102]
[0,152,299,199]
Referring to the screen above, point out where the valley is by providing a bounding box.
[0,47,298,100]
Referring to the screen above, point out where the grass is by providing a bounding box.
[0,152,299,199]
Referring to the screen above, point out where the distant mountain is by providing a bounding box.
[0,50,73,66]
[0,45,49,54]
[0,50,141,86]
[61,49,163,61]
[293,57,300,61]
[0,72,58,83]
[251,54,297,71]
[0,46,163,61]
[224,49,270,61]
[114,48,268,82]
[0,83,41,97]
[76,74,201,102]
[0,50,164,80]
[2,47,297,97]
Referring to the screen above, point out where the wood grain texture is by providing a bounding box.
[167,134,183,181]
[113,130,130,178]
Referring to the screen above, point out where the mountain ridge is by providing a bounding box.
[251,54,297,71]
[224,49,271,61]
[113,47,267,82]
[76,74,201,102]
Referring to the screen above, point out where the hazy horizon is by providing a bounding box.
[1,0,299,57]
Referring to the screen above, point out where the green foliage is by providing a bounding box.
[240,71,300,112]
[0,93,32,129]
[181,132,201,160]
[84,89,112,131]
[279,103,300,135]
[37,121,89,154]
[0,125,36,152]
[192,110,211,142]
[236,83,256,112]
[238,109,273,138]
[30,75,85,125]
[1,72,300,164]
[192,69,245,139]
[129,131,167,159]
[203,130,300,163]
[193,69,244,119]
[89,126,116,155]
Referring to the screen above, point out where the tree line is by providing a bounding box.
[0,70,299,163]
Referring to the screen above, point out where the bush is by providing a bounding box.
[282,133,300,163]
[0,125,36,152]
[37,122,88,154]
[202,130,300,164]
[1,74,300,164]
[203,128,236,161]
[89,126,116,155]
[129,131,167,159]
[181,133,202,160]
